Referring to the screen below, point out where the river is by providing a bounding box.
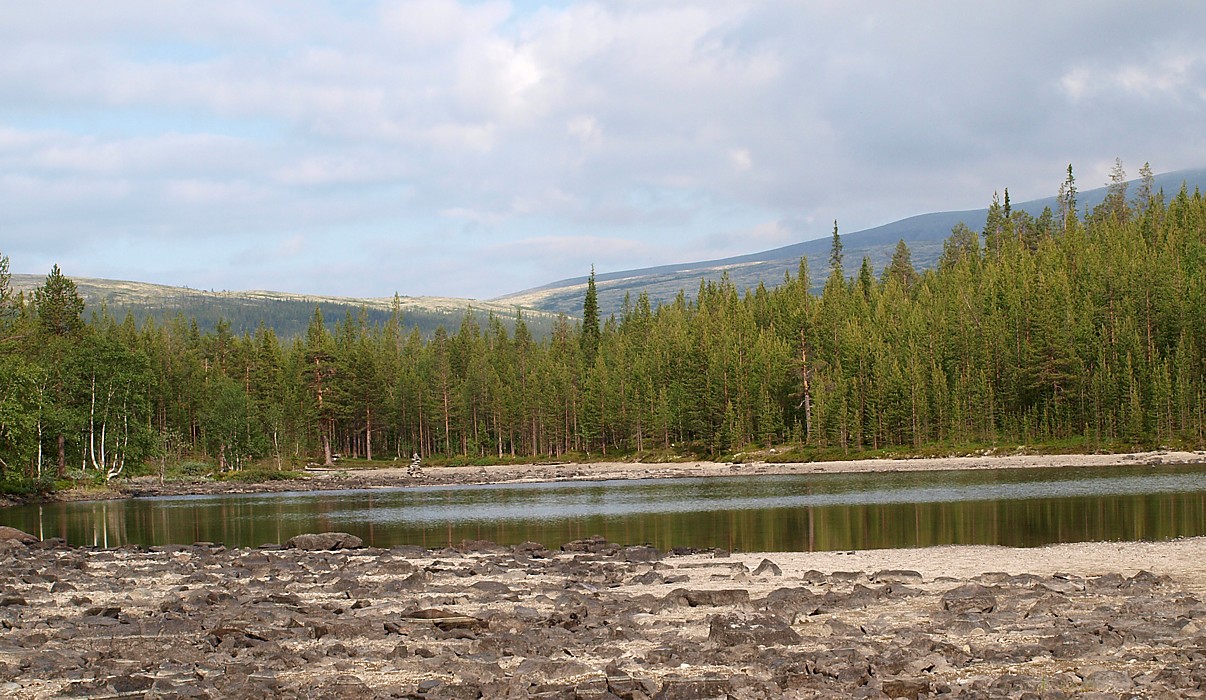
[2,463,1204,552]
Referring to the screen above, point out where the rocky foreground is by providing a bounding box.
[1,528,1204,699]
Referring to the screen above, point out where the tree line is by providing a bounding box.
[0,163,1202,485]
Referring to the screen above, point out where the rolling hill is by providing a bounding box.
[11,167,1203,335]
[495,168,1206,318]
[7,275,559,340]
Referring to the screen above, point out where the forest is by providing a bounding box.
[0,165,1202,490]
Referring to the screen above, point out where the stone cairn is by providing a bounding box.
[407,452,424,478]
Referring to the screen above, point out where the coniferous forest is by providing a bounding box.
[0,171,1203,489]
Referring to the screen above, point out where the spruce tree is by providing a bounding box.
[828,220,843,276]
[581,266,601,365]
[34,264,85,338]
[1134,161,1155,213]
[1058,164,1078,230]
[884,240,918,291]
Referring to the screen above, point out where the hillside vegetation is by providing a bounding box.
[496,167,1206,317]
[7,275,558,340]
[0,166,1202,489]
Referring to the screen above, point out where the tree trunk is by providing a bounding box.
[365,408,373,461]
[799,330,813,445]
[57,433,66,479]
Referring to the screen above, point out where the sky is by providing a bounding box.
[2,1,1204,300]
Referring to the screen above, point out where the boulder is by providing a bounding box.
[667,589,750,607]
[0,527,38,544]
[561,535,620,555]
[284,532,363,551]
[622,545,662,563]
[940,583,997,614]
[752,559,782,576]
[653,678,733,699]
[708,613,801,647]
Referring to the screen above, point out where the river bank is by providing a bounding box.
[27,448,1199,504]
[0,528,1204,698]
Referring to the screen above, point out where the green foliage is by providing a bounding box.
[34,265,85,338]
[0,165,1203,489]
[581,267,601,364]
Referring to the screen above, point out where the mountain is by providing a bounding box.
[494,168,1206,318]
[8,275,558,340]
[12,168,1203,334]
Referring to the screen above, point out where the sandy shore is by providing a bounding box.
[1,530,1205,698]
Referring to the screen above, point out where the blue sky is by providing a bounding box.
[2,1,1204,299]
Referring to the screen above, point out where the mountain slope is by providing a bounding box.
[496,168,1206,317]
[8,275,558,339]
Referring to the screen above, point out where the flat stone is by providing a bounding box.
[941,583,997,614]
[623,545,662,563]
[284,532,363,551]
[708,613,801,647]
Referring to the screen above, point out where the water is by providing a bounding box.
[2,464,1205,552]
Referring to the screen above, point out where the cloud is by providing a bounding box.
[1,1,1204,299]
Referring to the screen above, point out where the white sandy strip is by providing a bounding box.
[410,450,1205,484]
[709,537,1206,594]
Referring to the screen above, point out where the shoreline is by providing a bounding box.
[106,448,1206,501]
[1,448,1200,508]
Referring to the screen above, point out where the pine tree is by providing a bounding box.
[1058,164,1078,230]
[303,307,337,465]
[884,240,918,292]
[1100,157,1129,222]
[34,265,85,338]
[828,220,843,276]
[581,266,601,365]
[857,257,875,300]
[1133,161,1155,213]
[940,223,980,270]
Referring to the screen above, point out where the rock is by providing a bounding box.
[708,613,801,647]
[1082,669,1134,692]
[668,589,750,607]
[653,677,733,699]
[469,580,514,596]
[761,587,819,615]
[941,583,997,614]
[752,559,782,576]
[82,606,121,618]
[284,532,363,551]
[0,527,37,544]
[881,677,931,699]
[398,608,485,630]
[623,546,662,563]
[458,539,507,554]
[631,571,664,585]
[112,674,155,694]
[872,569,923,583]
[562,535,620,556]
[513,541,549,557]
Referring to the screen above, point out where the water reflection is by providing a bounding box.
[2,464,1204,552]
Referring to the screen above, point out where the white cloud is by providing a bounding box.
[729,148,752,173]
[1,1,1204,298]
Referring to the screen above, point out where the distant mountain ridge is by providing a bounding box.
[8,275,559,339]
[495,168,1206,317]
[12,167,1204,333]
